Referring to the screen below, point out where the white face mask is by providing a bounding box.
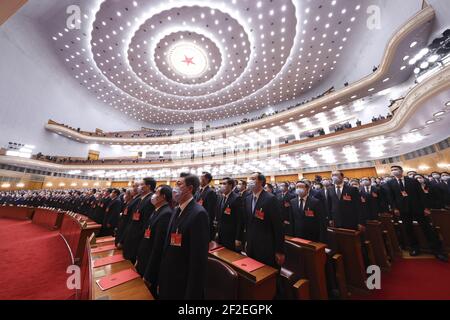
[332,176,341,184]
[220,185,227,194]
[362,180,370,186]
[391,170,402,177]
[442,175,449,181]
[172,187,182,202]
[295,188,306,197]
[408,174,415,178]
[432,174,441,179]
[236,184,242,191]
[322,180,331,187]
[150,193,158,206]
[247,180,256,192]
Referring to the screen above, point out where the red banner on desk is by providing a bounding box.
[232,257,265,273]
[93,254,125,268]
[91,244,116,253]
[96,236,115,244]
[96,269,140,291]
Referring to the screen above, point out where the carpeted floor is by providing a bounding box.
[0,218,75,300]
[353,257,450,300]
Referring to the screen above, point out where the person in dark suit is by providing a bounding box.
[243,172,285,268]
[216,177,244,251]
[429,172,448,209]
[441,172,450,207]
[101,189,122,236]
[235,179,251,199]
[158,174,210,300]
[134,185,173,298]
[289,180,326,242]
[115,184,140,247]
[195,172,218,241]
[327,171,365,231]
[359,177,381,221]
[277,182,296,236]
[122,178,156,264]
[386,166,447,261]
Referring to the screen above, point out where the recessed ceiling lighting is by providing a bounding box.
[426,119,435,125]
[433,111,445,117]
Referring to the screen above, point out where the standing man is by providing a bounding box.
[386,166,447,261]
[277,182,296,236]
[243,172,285,268]
[158,174,210,300]
[289,180,326,242]
[195,172,218,240]
[216,177,244,251]
[327,171,364,231]
[101,189,122,236]
[122,177,155,264]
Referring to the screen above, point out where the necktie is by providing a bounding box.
[398,179,405,191]
[299,198,304,213]
[252,196,257,213]
[366,187,369,194]
[336,186,341,199]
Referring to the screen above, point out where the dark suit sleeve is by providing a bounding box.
[108,201,122,227]
[269,196,284,254]
[234,196,244,241]
[384,182,396,211]
[353,187,365,226]
[185,210,210,299]
[144,212,171,284]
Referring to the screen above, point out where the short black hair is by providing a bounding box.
[253,172,266,187]
[222,177,235,188]
[239,179,247,187]
[157,185,173,203]
[202,172,213,183]
[390,165,403,171]
[179,172,190,178]
[143,177,157,191]
[266,183,274,190]
[407,170,417,174]
[107,188,113,193]
[296,180,311,188]
[112,188,120,196]
[184,174,200,195]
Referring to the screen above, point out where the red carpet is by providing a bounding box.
[0,218,75,300]
[354,258,450,300]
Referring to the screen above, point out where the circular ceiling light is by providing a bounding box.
[168,42,209,78]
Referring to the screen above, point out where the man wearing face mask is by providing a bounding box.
[195,172,218,241]
[235,179,251,199]
[407,171,417,179]
[277,182,296,236]
[122,177,156,264]
[216,177,244,251]
[289,180,326,242]
[134,185,173,298]
[100,189,122,236]
[359,177,381,220]
[243,172,285,269]
[429,172,447,209]
[158,174,209,300]
[327,171,364,231]
[386,166,447,261]
[441,172,450,207]
[115,183,140,248]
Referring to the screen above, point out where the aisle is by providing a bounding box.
[353,256,450,300]
[0,218,74,300]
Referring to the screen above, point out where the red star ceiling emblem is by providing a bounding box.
[181,55,195,66]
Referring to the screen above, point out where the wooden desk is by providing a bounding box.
[431,209,450,252]
[209,245,278,300]
[90,248,154,300]
[327,227,367,292]
[285,236,328,300]
[0,205,34,220]
[379,213,402,258]
[365,220,391,272]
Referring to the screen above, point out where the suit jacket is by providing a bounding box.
[359,185,380,221]
[243,190,284,267]
[115,195,141,246]
[429,179,447,209]
[195,185,218,240]
[103,197,122,228]
[386,177,426,218]
[158,199,209,300]
[217,192,244,251]
[327,183,363,230]
[289,195,325,242]
[277,192,296,235]
[122,193,155,261]
[135,204,173,280]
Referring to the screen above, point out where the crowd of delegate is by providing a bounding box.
[1,167,450,299]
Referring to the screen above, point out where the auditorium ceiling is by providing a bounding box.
[41,0,431,125]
